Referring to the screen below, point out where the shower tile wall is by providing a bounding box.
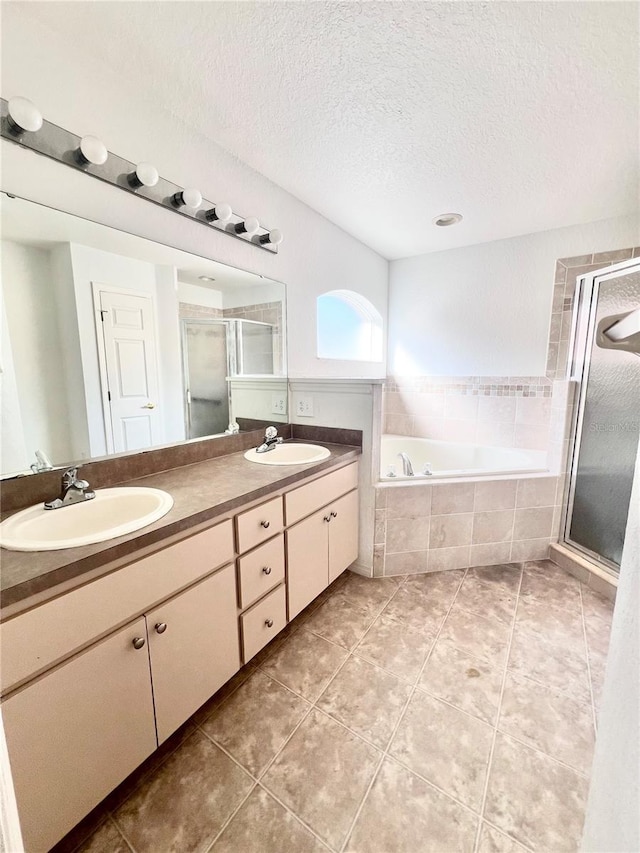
[223,301,283,375]
[373,476,565,577]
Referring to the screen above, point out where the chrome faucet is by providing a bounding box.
[30,449,54,474]
[397,452,414,476]
[256,425,284,454]
[44,466,96,510]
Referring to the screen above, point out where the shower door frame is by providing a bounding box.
[562,256,640,575]
[181,318,235,440]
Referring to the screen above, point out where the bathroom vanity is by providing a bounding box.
[0,446,359,853]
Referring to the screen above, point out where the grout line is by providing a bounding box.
[480,816,535,852]
[472,564,524,853]
[202,781,258,852]
[578,583,599,733]
[108,814,137,853]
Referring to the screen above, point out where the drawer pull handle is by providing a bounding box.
[155,622,168,634]
[261,520,270,529]
[262,566,272,575]
[265,618,274,628]
[331,511,338,518]
[324,514,332,523]
[132,637,146,650]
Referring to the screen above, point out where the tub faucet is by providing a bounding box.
[256,425,284,454]
[397,452,414,476]
[44,466,96,510]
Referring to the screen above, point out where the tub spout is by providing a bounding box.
[397,452,414,476]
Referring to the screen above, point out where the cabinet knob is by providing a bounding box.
[265,618,274,628]
[331,511,338,518]
[155,622,168,634]
[261,520,270,529]
[262,566,272,575]
[132,637,146,650]
[324,514,332,523]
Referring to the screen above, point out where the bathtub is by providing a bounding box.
[380,434,547,480]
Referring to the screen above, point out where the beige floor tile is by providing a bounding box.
[353,613,435,682]
[200,670,310,775]
[262,709,380,850]
[112,730,253,853]
[440,606,512,666]
[259,628,348,701]
[74,818,130,853]
[402,567,466,599]
[466,564,521,593]
[581,585,615,626]
[211,786,326,853]
[484,733,589,851]
[389,690,493,810]
[192,664,257,724]
[519,559,581,610]
[499,672,595,774]
[476,822,529,852]
[514,594,585,649]
[454,576,517,625]
[382,581,451,634]
[419,641,503,724]
[302,594,376,650]
[508,624,591,705]
[317,656,411,747]
[345,758,478,853]
[331,571,399,616]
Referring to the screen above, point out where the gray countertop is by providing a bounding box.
[0,443,360,614]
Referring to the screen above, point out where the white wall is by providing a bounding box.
[1,241,75,470]
[581,442,640,852]
[67,244,183,456]
[389,216,639,377]
[177,282,223,311]
[1,8,388,381]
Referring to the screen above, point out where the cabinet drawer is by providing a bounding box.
[236,496,284,554]
[285,462,358,525]
[0,519,234,695]
[238,535,285,609]
[241,584,286,663]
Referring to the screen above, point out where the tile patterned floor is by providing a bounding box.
[52,560,614,853]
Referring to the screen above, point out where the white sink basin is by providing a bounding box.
[244,443,331,466]
[0,487,174,552]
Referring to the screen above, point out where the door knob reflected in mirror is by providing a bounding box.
[142,403,156,409]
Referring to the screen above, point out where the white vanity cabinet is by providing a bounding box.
[2,618,158,853]
[1,458,359,852]
[285,463,359,618]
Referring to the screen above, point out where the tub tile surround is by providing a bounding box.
[52,559,613,853]
[374,476,568,577]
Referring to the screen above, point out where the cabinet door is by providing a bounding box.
[2,618,156,853]
[286,510,329,620]
[148,564,240,744]
[328,490,359,583]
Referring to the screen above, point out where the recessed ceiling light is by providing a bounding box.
[433,213,463,227]
[198,275,216,282]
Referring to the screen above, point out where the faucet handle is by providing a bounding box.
[62,466,79,485]
[265,426,278,440]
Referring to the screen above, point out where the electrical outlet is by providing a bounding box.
[295,396,314,417]
[271,394,287,415]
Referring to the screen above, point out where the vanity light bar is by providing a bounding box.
[0,97,282,254]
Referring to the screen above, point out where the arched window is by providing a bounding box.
[316,290,383,362]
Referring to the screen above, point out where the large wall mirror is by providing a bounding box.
[0,193,287,479]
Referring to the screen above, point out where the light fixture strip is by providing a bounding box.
[0,97,280,254]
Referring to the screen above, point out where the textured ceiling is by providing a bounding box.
[6,2,639,259]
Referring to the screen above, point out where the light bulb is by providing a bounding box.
[172,188,202,209]
[7,96,43,134]
[128,162,159,189]
[259,228,284,246]
[77,135,108,166]
[235,216,260,236]
[205,202,233,223]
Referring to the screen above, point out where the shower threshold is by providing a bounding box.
[549,542,617,602]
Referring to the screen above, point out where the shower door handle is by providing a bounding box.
[597,307,640,355]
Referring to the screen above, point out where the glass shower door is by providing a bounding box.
[181,320,231,439]
[566,262,640,571]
